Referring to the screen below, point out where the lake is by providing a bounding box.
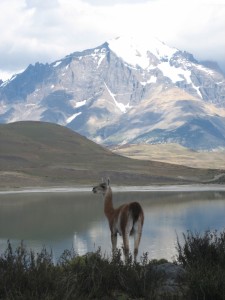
[0,186,225,261]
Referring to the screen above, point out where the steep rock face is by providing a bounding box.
[0,36,225,150]
[96,86,225,149]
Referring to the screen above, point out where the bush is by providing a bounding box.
[176,230,225,300]
[59,249,163,299]
[0,241,60,300]
[0,242,164,300]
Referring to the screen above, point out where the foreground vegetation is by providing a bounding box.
[1,229,225,299]
[176,230,225,300]
[0,242,165,300]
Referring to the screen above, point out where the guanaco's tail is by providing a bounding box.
[129,202,144,225]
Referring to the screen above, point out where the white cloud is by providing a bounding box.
[0,0,224,80]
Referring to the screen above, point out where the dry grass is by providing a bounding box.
[0,121,224,189]
[111,143,225,170]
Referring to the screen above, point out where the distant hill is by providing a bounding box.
[111,144,225,170]
[0,121,224,189]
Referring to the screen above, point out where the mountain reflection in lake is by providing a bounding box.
[0,190,225,261]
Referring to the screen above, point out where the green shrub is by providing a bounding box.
[0,242,165,299]
[0,241,61,300]
[59,249,163,299]
[176,230,225,300]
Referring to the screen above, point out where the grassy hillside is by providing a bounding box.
[111,143,225,169]
[0,121,224,189]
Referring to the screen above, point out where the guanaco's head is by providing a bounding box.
[92,178,110,194]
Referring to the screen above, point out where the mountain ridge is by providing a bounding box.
[0,36,225,150]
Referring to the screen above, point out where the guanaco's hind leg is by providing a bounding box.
[111,232,117,255]
[122,232,130,261]
[133,219,143,261]
[122,216,134,261]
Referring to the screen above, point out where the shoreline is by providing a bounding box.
[1,184,225,195]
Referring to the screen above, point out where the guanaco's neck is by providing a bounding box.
[104,186,114,218]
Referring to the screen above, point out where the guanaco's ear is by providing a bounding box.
[107,177,110,186]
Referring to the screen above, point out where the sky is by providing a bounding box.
[0,0,225,81]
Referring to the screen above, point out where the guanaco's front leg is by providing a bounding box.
[134,221,143,261]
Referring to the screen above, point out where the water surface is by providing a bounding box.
[0,189,225,261]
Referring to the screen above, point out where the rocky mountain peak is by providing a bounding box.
[0,36,225,150]
[107,36,178,69]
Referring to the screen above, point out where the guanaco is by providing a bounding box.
[92,178,144,261]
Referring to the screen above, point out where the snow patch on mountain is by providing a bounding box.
[158,62,192,83]
[1,74,18,87]
[141,75,157,86]
[196,64,215,75]
[53,61,62,68]
[66,112,82,124]
[97,54,105,68]
[70,99,88,109]
[108,36,177,69]
[104,82,132,113]
[76,100,87,108]
[192,85,202,99]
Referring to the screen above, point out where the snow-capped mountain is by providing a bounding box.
[0,36,225,150]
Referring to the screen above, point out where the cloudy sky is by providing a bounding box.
[0,0,225,80]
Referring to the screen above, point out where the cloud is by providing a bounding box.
[0,0,224,80]
[83,0,151,5]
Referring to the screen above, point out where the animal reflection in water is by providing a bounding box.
[92,178,144,261]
